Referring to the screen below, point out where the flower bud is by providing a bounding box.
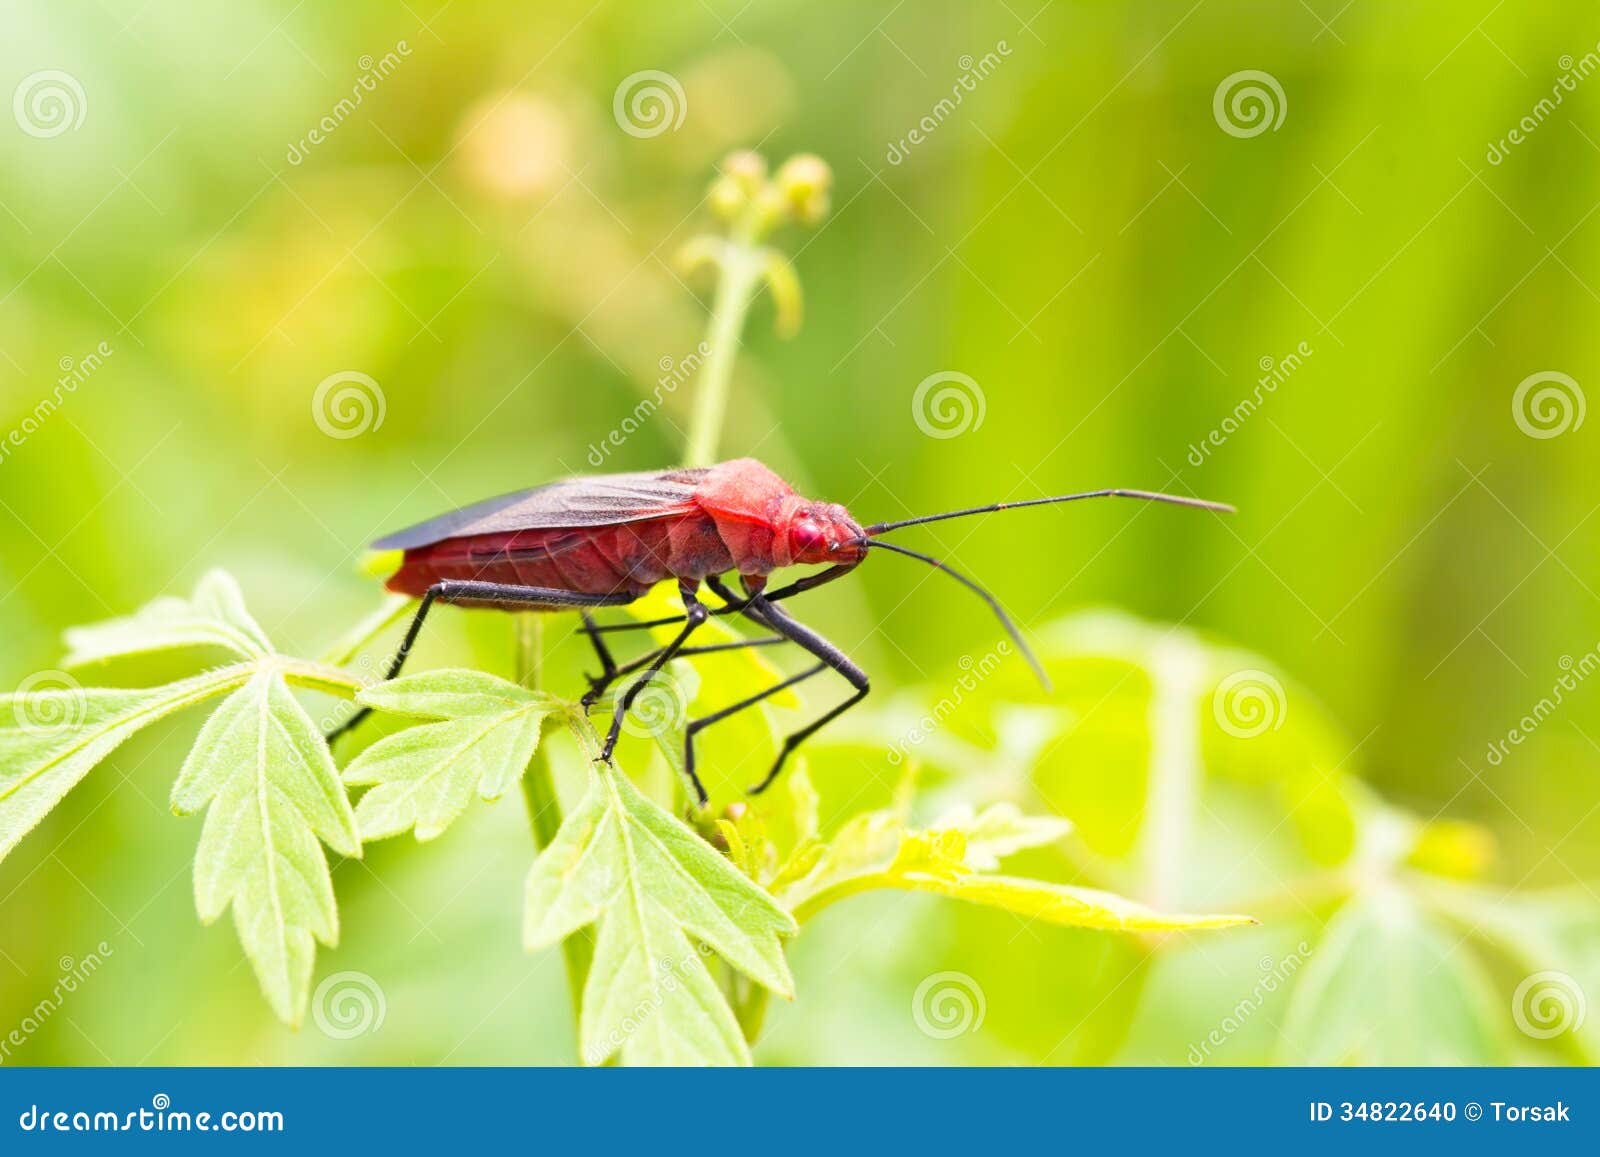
[721,149,768,196]
[775,153,833,225]
[708,174,746,220]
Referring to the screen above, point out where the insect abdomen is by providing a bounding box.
[384,510,738,601]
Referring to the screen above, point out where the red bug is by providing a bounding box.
[331,457,1231,803]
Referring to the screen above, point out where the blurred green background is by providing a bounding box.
[2,0,1598,1065]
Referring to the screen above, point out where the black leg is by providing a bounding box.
[578,610,619,708]
[587,564,856,635]
[681,662,827,805]
[580,581,763,705]
[739,593,870,794]
[598,581,707,763]
[326,580,634,743]
[583,633,785,708]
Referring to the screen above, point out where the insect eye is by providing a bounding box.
[793,519,827,552]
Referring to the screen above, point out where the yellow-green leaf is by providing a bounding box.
[781,801,1252,932]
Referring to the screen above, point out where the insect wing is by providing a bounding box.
[372,468,708,550]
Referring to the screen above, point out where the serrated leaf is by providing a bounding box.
[345,669,565,841]
[63,570,275,668]
[525,765,797,1066]
[0,667,248,861]
[781,802,1253,932]
[172,669,360,1025]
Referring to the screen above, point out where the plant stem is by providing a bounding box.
[513,615,596,1026]
[732,976,772,1043]
[684,228,763,468]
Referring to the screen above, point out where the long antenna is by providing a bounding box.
[865,488,1234,536]
[858,539,1052,691]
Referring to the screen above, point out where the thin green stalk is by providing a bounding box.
[679,225,773,1046]
[684,232,762,468]
[514,614,596,1025]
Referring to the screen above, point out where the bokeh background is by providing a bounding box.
[2,0,1598,1065]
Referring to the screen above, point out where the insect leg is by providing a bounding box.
[681,662,827,805]
[578,610,621,708]
[753,562,856,606]
[583,634,786,708]
[587,577,751,635]
[585,565,853,637]
[580,579,772,705]
[598,582,708,765]
[326,581,634,744]
[740,594,871,794]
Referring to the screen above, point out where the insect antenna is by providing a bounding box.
[856,538,1052,691]
[863,488,1234,536]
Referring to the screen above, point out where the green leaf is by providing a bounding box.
[345,669,565,841]
[1033,610,1367,905]
[172,669,361,1025]
[1423,880,1600,1062]
[524,764,798,1066]
[63,570,275,668]
[1281,887,1506,1064]
[0,667,249,862]
[781,803,1255,932]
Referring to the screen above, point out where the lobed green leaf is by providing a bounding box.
[172,669,361,1025]
[63,570,275,668]
[525,764,798,1066]
[0,667,249,862]
[345,669,565,841]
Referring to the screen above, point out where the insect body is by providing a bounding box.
[382,459,866,599]
[331,457,1231,804]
